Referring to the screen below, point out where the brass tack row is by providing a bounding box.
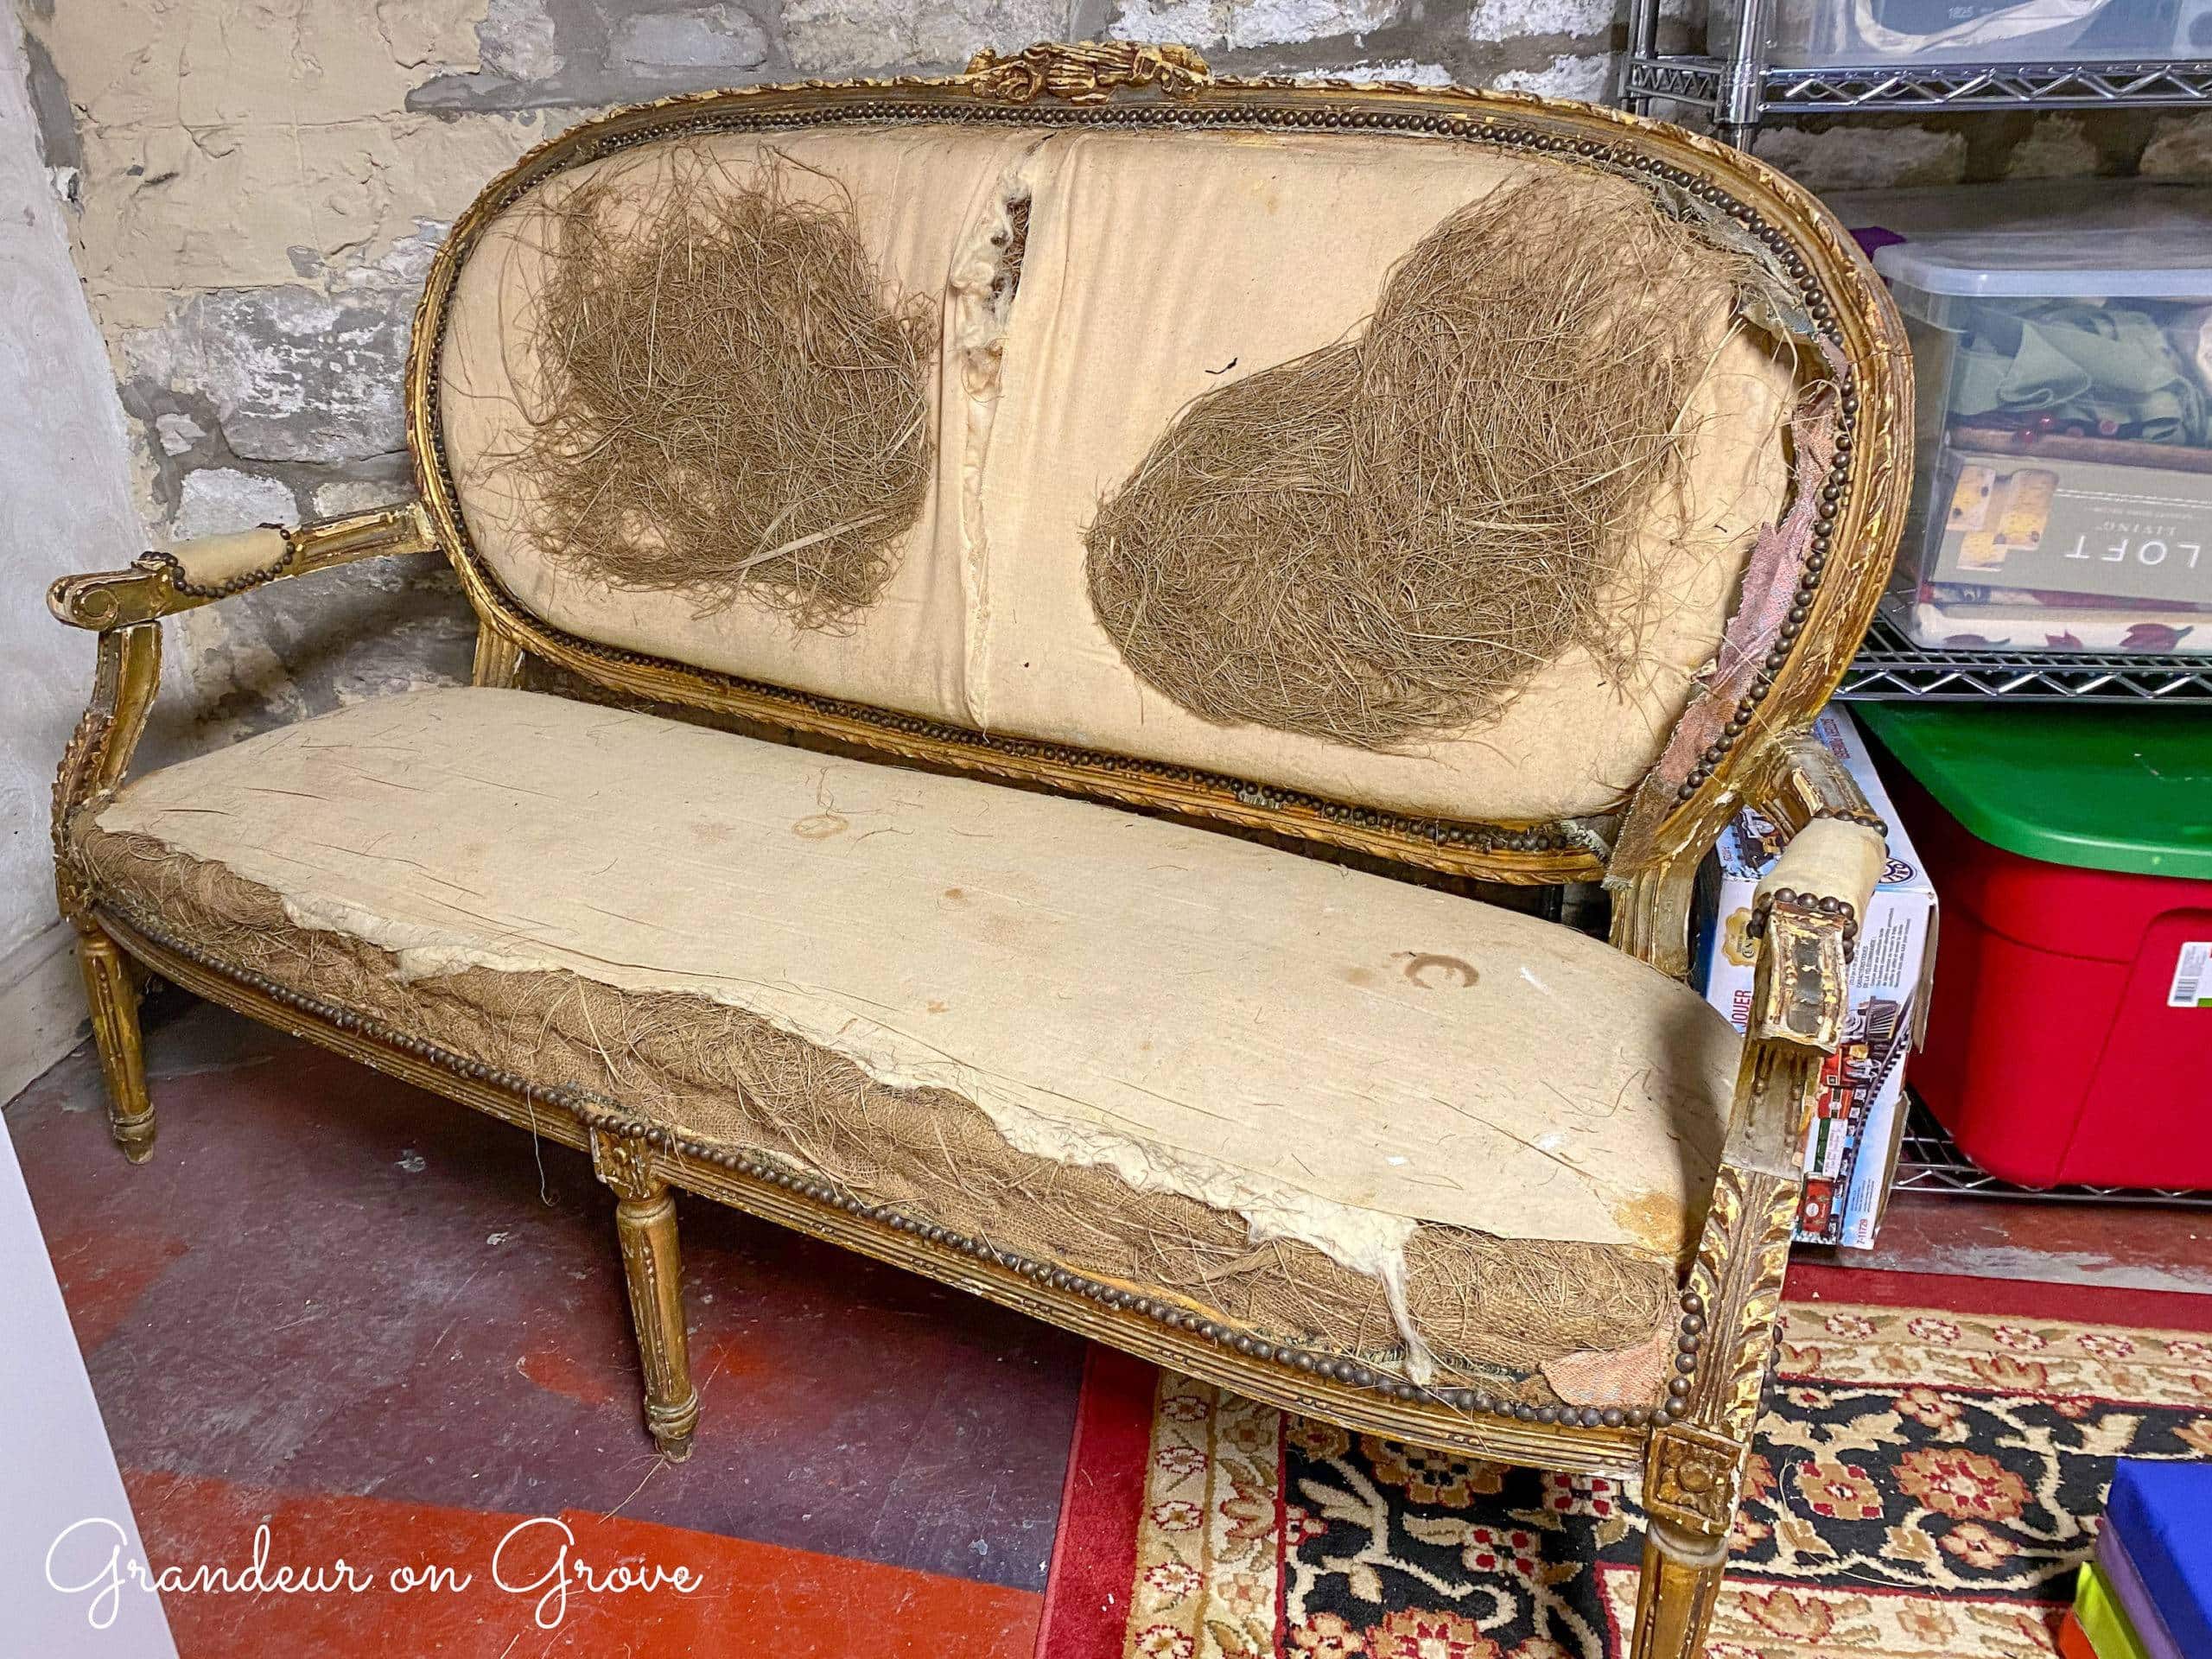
[434,91,1850,864]
[1743,887,1862,955]
[1813,804,1889,836]
[137,526,296,601]
[97,893,1698,1434]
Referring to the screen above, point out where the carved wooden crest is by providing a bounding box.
[965,40,1211,105]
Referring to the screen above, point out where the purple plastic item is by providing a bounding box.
[1849,225,1908,265]
[2100,1527,2186,1659]
[2108,1460,2212,1659]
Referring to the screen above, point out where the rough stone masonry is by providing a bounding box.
[16,0,2212,737]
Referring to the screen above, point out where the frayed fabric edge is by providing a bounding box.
[283,887,1449,1375]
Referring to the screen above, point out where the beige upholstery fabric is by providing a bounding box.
[167,527,289,587]
[1757,817,1887,919]
[975,131,1796,823]
[438,124,1797,825]
[84,688,1738,1391]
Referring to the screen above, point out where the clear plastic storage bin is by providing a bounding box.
[1836,182,2212,657]
[1755,0,2212,68]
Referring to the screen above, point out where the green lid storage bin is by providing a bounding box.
[1857,702,2212,1190]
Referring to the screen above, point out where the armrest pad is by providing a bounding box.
[1745,817,1884,1052]
[49,502,435,630]
[155,526,291,593]
[1752,817,1885,933]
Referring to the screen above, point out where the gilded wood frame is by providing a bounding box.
[48,42,1911,1656]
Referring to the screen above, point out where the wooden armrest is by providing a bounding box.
[1650,728,1892,1557]
[48,501,438,632]
[48,500,442,921]
[1740,728,1888,1052]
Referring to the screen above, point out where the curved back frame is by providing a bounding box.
[404,41,1910,889]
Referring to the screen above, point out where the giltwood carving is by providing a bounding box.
[965,39,1210,103]
[590,1128,699,1459]
[1606,851,1701,982]
[75,927,155,1163]
[48,503,435,632]
[1630,1542,1730,1659]
[51,624,161,920]
[1643,1421,1748,1538]
[471,628,525,690]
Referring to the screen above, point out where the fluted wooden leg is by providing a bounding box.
[590,1128,699,1460]
[1630,1515,1730,1658]
[77,925,155,1164]
[471,626,524,690]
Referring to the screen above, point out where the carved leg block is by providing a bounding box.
[76,926,155,1164]
[592,1130,700,1460]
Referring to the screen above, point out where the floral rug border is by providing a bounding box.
[1107,1297,2212,1659]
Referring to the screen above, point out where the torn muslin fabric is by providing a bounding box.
[83,687,1738,1395]
[441,123,1798,827]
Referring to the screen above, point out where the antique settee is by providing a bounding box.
[48,41,1908,1654]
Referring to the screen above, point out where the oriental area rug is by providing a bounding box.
[1036,1267,2212,1659]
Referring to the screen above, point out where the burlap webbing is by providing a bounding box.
[79,823,1675,1404]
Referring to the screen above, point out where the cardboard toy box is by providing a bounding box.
[1694,707,1940,1249]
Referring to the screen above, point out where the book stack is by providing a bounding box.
[2063,1461,2212,1659]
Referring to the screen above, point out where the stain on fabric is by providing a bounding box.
[1399,953,1478,990]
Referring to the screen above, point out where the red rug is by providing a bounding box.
[1034,1267,2212,1659]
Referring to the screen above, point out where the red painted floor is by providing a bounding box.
[9,993,2211,1656]
[127,1470,1041,1656]
[10,994,1084,1656]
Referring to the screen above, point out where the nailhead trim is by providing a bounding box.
[93,893,1700,1433]
[1813,805,1889,836]
[1743,887,1861,952]
[1675,378,1858,805]
[138,524,296,601]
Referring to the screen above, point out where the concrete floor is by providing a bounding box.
[9,989,2210,1656]
[10,993,1081,1655]
[1809,1189,2212,1297]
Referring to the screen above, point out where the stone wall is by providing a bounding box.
[1,10,146,1091]
[17,0,2212,735]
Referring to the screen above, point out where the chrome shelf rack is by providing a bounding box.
[1621,0,2212,147]
[1835,614,2212,701]
[1892,1095,2212,1205]
[1618,3,2212,699]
